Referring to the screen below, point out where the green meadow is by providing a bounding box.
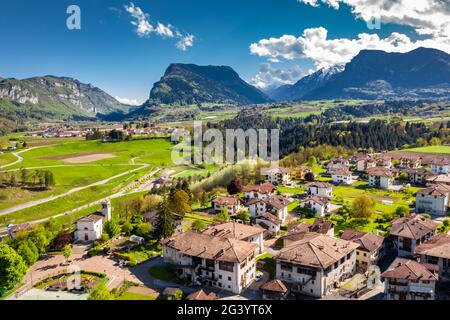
[403,145,450,154]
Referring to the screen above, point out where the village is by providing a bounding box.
[3,148,450,301]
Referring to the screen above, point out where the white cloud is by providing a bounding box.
[250,63,305,89]
[250,0,450,74]
[115,96,142,106]
[250,27,450,70]
[124,2,153,37]
[298,0,450,37]
[124,2,193,50]
[156,23,174,38]
[176,34,195,51]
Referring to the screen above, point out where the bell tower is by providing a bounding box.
[101,200,112,221]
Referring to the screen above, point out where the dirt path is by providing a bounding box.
[0,147,41,169]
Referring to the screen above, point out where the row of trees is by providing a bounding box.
[0,169,55,189]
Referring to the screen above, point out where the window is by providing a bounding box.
[219,261,234,272]
[219,275,222,279]
[280,263,293,271]
[347,253,351,259]
[228,276,232,281]
[340,257,345,264]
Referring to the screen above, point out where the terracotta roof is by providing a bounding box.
[391,214,439,240]
[186,289,218,300]
[212,195,240,206]
[426,175,450,184]
[287,221,311,233]
[332,167,352,175]
[329,157,349,164]
[310,219,334,234]
[416,233,450,260]
[242,183,275,194]
[261,279,288,293]
[264,167,291,174]
[247,195,290,210]
[366,167,393,177]
[430,158,450,166]
[327,163,348,170]
[292,166,311,172]
[8,223,31,233]
[302,195,331,207]
[381,257,438,281]
[202,222,264,240]
[305,182,332,189]
[260,213,282,225]
[162,231,257,263]
[340,229,384,253]
[78,213,104,223]
[277,233,359,269]
[281,231,309,243]
[416,184,450,197]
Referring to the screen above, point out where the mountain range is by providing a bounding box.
[269,47,450,101]
[148,63,271,105]
[0,47,449,127]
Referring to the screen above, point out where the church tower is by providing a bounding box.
[101,200,112,221]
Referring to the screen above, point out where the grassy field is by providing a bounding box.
[403,145,450,154]
[118,291,157,300]
[0,152,17,166]
[8,138,175,169]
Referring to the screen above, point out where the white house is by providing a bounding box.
[331,167,353,185]
[416,233,450,279]
[430,158,450,174]
[75,200,111,242]
[242,183,275,201]
[275,233,359,298]
[300,196,331,217]
[212,195,242,215]
[256,213,282,236]
[367,167,394,189]
[326,163,348,175]
[415,184,450,216]
[390,214,439,257]
[305,182,333,197]
[162,231,257,294]
[261,167,291,185]
[202,221,265,254]
[247,195,290,223]
[340,229,385,271]
[382,258,438,300]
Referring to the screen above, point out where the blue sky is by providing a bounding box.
[0,0,448,104]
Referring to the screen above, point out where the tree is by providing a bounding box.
[121,220,133,235]
[216,207,230,222]
[52,230,72,251]
[169,190,191,217]
[154,199,175,240]
[88,282,114,300]
[395,206,410,217]
[236,210,250,222]
[104,219,121,238]
[28,227,49,254]
[308,156,318,167]
[304,172,315,182]
[167,289,184,300]
[191,219,206,231]
[227,178,242,195]
[135,222,152,238]
[350,195,375,219]
[15,240,39,267]
[429,137,441,146]
[0,243,27,293]
[63,245,72,263]
[200,191,208,208]
[44,171,55,189]
[20,168,28,187]
[397,172,409,183]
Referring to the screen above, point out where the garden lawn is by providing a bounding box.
[0,152,17,166]
[118,291,156,300]
[118,241,162,265]
[148,266,177,282]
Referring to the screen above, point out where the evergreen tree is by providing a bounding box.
[154,198,175,240]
